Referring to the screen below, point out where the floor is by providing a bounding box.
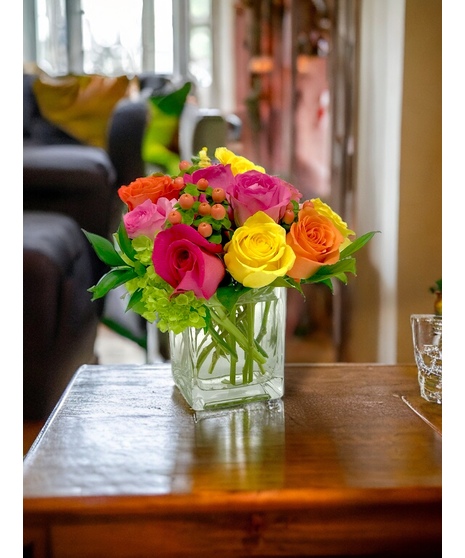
[94,323,148,365]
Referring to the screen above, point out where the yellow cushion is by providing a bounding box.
[33,73,132,149]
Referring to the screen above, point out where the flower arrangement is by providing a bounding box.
[84,147,375,405]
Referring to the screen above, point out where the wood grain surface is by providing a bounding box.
[24,363,442,557]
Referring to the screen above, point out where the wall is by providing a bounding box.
[396,0,442,362]
[350,0,441,363]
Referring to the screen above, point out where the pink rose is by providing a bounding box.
[185,164,235,192]
[123,198,175,239]
[228,170,302,226]
[153,224,225,299]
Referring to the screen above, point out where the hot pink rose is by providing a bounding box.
[153,224,225,299]
[123,198,175,239]
[185,164,235,192]
[228,170,302,226]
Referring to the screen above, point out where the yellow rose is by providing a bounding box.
[215,147,265,176]
[310,198,355,250]
[224,212,296,288]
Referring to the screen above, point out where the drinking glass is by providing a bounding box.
[410,314,442,404]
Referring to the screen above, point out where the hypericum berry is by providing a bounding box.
[283,209,295,225]
[197,178,209,191]
[302,200,313,209]
[198,202,212,216]
[211,187,226,203]
[179,160,191,171]
[286,202,294,211]
[198,222,213,238]
[168,210,182,225]
[179,193,195,209]
[211,204,226,220]
[173,176,185,188]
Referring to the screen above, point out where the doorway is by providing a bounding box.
[231,0,359,362]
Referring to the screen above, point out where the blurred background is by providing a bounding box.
[23,0,441,365]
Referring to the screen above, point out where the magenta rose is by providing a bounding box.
[228,170,303,226]
[153,224,225,299]
[124,197,175,239]
[185,164,235,193]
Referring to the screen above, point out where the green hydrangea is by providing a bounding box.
[151,288,207,334]
[125,257,207,334]
[131,236,156,266]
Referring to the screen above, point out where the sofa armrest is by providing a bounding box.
[107,97,149,187]
[23,145,118,238]
[23,211,100,421]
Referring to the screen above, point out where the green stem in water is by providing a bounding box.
[208,306,267,366]
[206,322,238,360]
[256,300,271,345]
[229,309,238,385]
[245,302,255,384]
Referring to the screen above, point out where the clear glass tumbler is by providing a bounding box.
[410,314,442,404]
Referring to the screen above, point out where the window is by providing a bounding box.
[34,0,68,75]
[24,0,233,110]
[189,0,212,87]
[81,0,144,76]
[26,0,188,78]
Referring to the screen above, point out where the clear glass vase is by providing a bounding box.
[169,287,286,411]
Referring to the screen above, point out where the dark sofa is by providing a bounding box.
[23,73,149,421]
[23,73,149,238]
[23,71,240,420]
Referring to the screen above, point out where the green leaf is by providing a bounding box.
[317,278,335,291]
[126,289,143,311]
[82,229,126,267]
[134,261,147,276]
[221,217,231,229]
[209,232,222,244]
[302,257,357,286]
[270,276,304,294]
[340,230,379,259]
[184,183,200,196]
[116,221,137,260]
[88,267,138,300]
[181,209,195,225]
[333,272,349,284]
[216,284,251,313]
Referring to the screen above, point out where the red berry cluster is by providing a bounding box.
[167,172,231,242]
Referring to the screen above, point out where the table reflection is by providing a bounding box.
[177,400,285,490]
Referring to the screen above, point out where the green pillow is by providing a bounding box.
[142,82,192,175]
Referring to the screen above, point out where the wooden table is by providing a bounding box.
[23,363,442,557]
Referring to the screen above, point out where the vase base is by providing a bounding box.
[203,393,271,411]
[173,375,284,412]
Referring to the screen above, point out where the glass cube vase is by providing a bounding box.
[169,287,286,411]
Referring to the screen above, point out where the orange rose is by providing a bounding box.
[286,206,344,280]
[118,175,182,211]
